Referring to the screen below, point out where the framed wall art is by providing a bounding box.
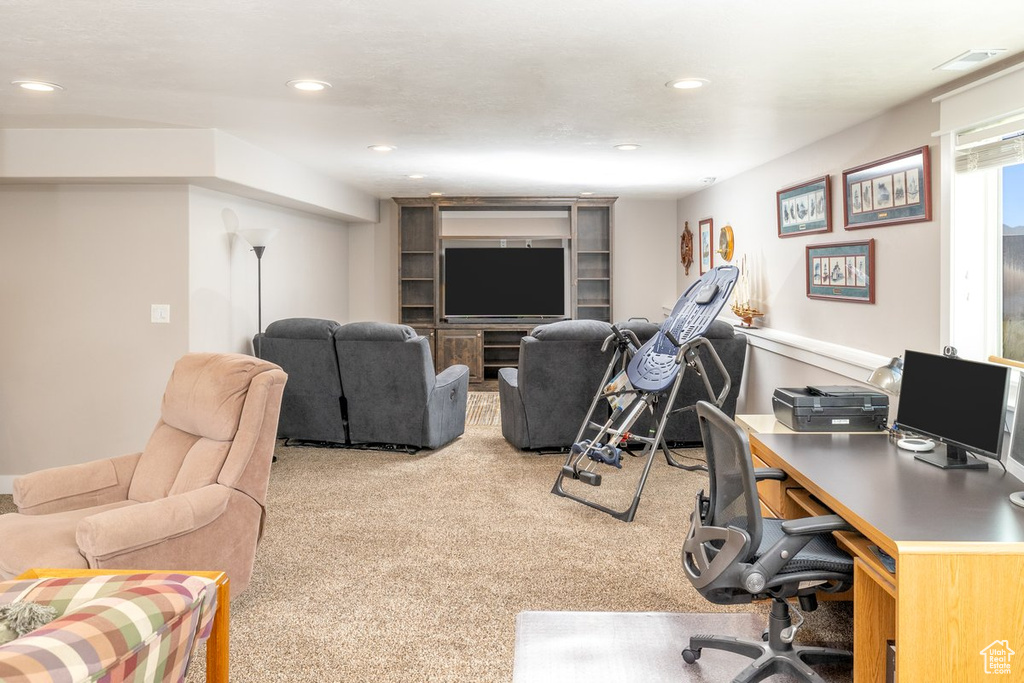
[777,175,831,237]
[699,218,713,274]
[806,239,875,303]
[843,146,931,229]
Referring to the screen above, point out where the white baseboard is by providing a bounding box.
[0,476,15,495]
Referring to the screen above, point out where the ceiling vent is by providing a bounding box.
[935,49,1007,72]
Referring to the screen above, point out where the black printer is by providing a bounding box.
[772,385,888,432]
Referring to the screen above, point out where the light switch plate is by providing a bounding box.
[151,304,170,323]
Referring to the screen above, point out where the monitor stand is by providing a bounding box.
[914,444,988,471]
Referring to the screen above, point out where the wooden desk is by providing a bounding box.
[750,433,1024,682]
[17,568,229,683]
[735,413,799,434]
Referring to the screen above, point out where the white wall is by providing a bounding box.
[1,129,380,223]
[677,96,941,413]
[349,199,398,323]
[0,185,190,480]
[612,199,679,322]
[189,187,352,353]
[0,184,355,490]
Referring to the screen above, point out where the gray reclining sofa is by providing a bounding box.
[255,319,469,450]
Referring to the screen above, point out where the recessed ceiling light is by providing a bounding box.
[934,49,1007,72]
[286,79,331,91]
[614,143,641,151]
[666,78,709,90]
[408,174,426,179]
[580,191,594,196]
[429,192,444,196]
[369,144,396,152]
[12,80,64,92]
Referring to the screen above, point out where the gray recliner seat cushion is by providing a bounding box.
[531,319,612,342]
[334,321,417,342]
[255,318,347,443]
[265,317,341,340]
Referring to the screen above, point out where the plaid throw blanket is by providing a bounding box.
[0,572,218,683]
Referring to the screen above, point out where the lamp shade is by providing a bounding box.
[238,228,279,249]
[867,356,903,395]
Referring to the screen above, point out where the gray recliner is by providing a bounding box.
[254,317,347,444]
[334,322,469,450]
[621,319,747,446]
[498,319,615,450]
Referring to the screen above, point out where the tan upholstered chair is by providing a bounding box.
[0,353,287,596]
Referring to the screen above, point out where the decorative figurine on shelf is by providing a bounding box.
[680,221,694,275]
[730,253,764,328]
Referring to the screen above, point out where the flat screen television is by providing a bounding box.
[896,349,1009,469]
[443,247,566,320]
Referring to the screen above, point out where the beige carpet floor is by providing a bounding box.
[0,401,851,681]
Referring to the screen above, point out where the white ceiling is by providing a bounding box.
[4,0,1024,200]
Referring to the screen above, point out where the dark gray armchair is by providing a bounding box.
[334,322,469,450]
[254,317,347,444]
[498,320,614,450]
[622,319,747,446]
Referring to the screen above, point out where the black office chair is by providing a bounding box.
[680,401,854,683]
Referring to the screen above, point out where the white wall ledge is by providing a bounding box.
[734,323,889,385]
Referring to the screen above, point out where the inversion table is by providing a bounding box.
[551,265,739,521]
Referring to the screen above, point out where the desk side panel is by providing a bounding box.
[853,559,895,683]
[896,548,1024,681]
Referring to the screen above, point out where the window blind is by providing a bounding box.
[955,115,1024,173]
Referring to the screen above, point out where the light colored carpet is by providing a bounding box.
[0,419,851,681]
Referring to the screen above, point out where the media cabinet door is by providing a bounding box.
[437,328,484,383]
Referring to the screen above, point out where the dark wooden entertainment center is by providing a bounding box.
[394,196,615,384]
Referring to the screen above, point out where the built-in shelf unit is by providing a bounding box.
[394,196,615,383]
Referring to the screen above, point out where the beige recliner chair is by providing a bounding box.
[0,353,287,596]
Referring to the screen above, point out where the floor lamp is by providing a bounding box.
[239,228,278,358]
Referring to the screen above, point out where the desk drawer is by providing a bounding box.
[752,453,804,518]
[787,488,832,517]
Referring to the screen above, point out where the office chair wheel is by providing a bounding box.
[681,647,701,664]
[761,627,770,641]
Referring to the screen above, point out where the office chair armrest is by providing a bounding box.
[780,514,852,536]
[740,514,852,594]
[753,467,787,482]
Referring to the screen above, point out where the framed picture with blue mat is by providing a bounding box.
[806,239,875,303]
[843,146,931,229]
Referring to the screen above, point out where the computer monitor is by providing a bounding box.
[896,350,1009,470]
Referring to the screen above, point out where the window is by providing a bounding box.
[1002,163,1024,361]
[950,129,1024,362]
[939,65,1024,477]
